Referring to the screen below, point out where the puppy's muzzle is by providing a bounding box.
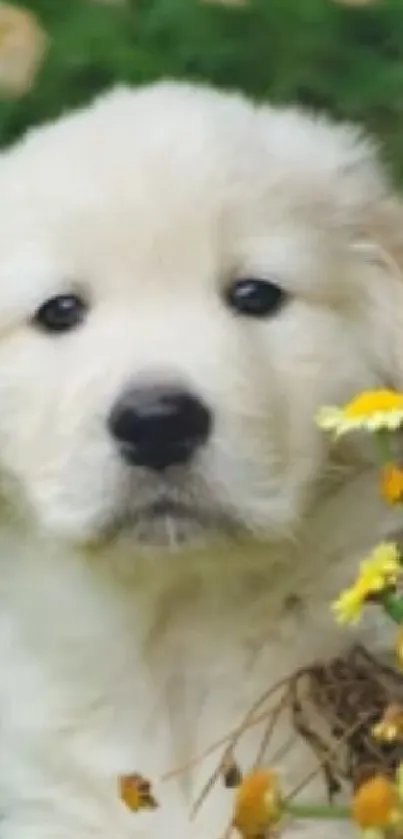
[108,383,212,471]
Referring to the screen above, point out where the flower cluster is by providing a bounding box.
[228,764,403,838]
[229,388,403,839]
[122,389,403,839]
[332,541,402,624]
[317,390,403,635]
[317,388,403,838]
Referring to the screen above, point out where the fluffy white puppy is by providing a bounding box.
[0,81,402,839]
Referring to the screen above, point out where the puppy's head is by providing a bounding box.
[0,81,400,552]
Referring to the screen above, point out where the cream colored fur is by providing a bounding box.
[0,81,402,839]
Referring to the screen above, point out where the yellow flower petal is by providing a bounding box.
[345,390,403,417]
[381,464,403,504]
[317,389,403,436]
[332,586,365,624]
[119,774,158,812]
[359,542,401,582]
[352,775,400,829]
[332,543,401,624]
[372,705,403,743]
[233,769,282,838]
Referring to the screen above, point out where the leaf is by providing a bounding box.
[0,3,48,98]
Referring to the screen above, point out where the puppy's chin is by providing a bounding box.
[106,499,240,553]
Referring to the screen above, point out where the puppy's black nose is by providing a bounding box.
[108,385,212,471]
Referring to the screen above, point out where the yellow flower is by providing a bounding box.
[373,704,403,743]
[332,584,368,624]
[381,463,403,503]
[317,389,403,437]
[352,774,400,831]
[359,542,402,585]
[233,769,282,838]
[119,774,158,812]
[351,767,403,836]
[332,542,401,624]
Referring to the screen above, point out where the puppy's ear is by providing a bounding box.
[352,193,403,389]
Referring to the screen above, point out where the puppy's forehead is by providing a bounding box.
[0,83,377,212]
[0,82,382,293]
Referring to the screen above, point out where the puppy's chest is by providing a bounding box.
[7,538,390,794]
[21,582,305,773]
[37,578,363,784]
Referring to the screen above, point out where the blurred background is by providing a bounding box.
[2,0,403,180]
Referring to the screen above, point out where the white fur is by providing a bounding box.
[0,81,402,839]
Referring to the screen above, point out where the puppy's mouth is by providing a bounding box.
[111,497,238,550]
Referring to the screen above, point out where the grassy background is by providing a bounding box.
[4,0,403,181]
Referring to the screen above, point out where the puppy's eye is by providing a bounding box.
[32,294,88,334]
[224,278,286,318]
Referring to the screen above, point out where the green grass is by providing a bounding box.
[4,0,403,181]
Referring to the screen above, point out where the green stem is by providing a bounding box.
[285,802,350,820]
[380,591,403,623]
[375,430,393,464]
